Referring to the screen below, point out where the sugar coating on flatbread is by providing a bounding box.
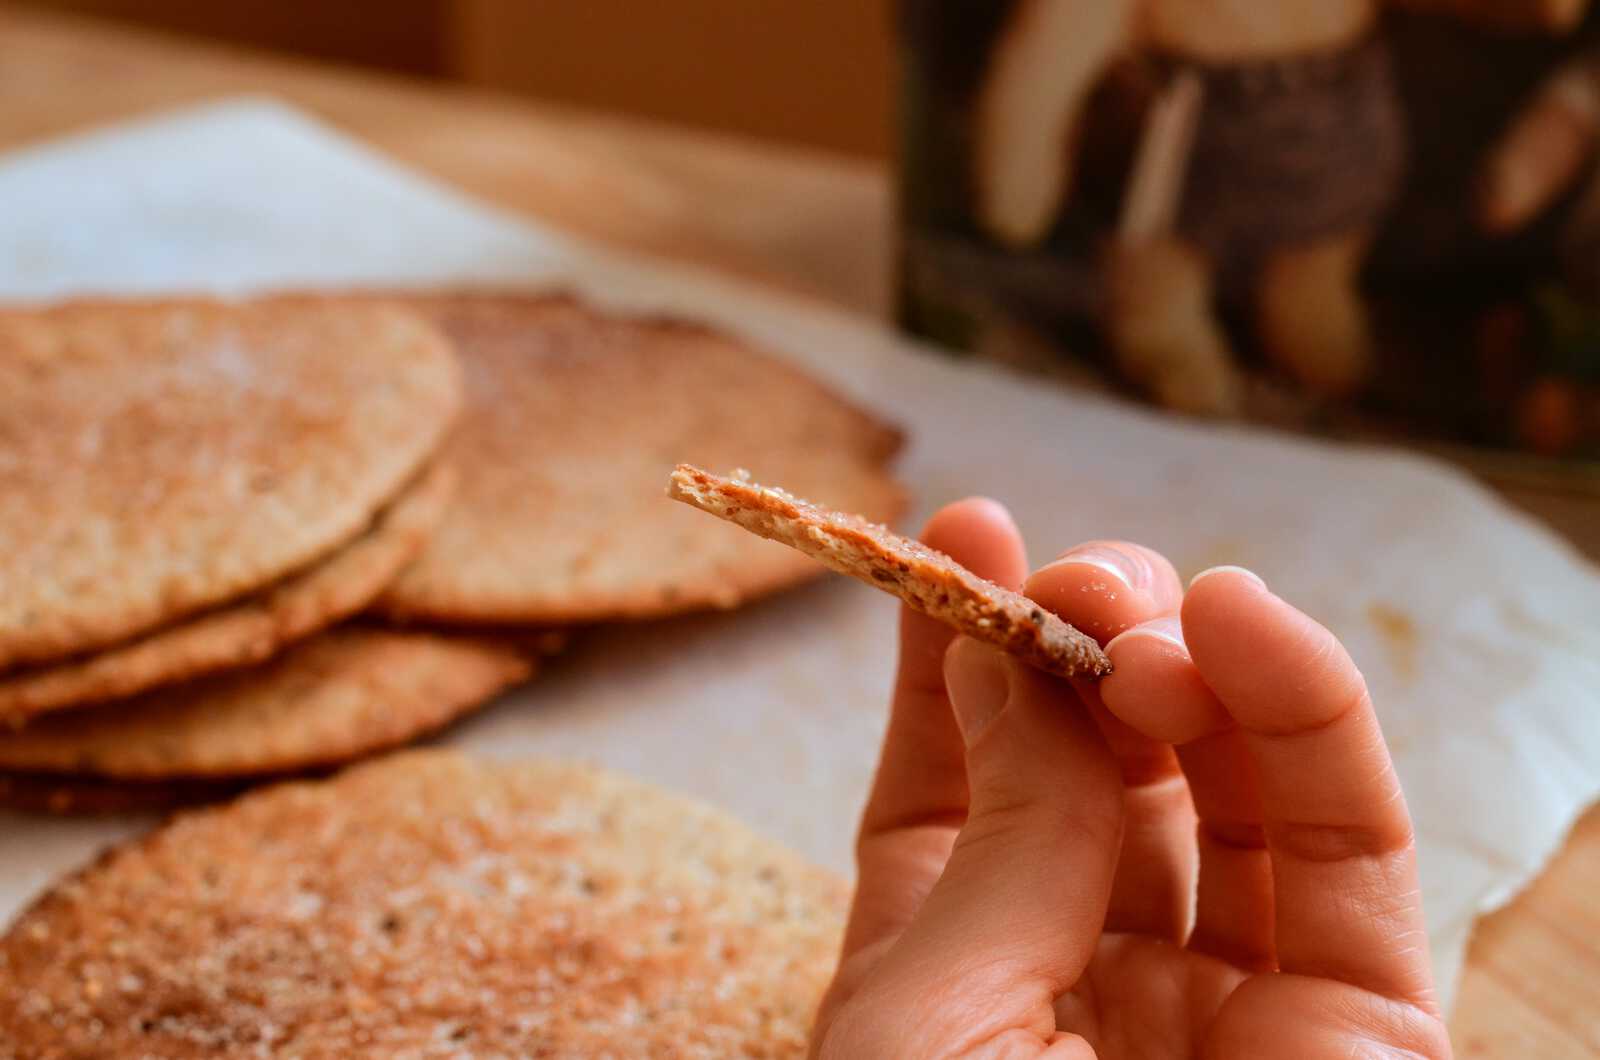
[669,465,1111,678]
[0,751,848,1057]
[0,463,453,724]
[371,292,905,624]
[0,297,461,670]
[0,629,533,781]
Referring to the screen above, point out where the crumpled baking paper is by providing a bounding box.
[0,100,1596,1010]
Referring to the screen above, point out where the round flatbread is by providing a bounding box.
[372,292,905,624]
[0,463,453,724]
[0,629,533,781]
[0,751,848,1057]
[0,297,462,670]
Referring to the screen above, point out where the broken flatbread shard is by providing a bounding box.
[0,628,534,784]
[0,751,848,1057]
[0,462,453,724]
[668,464,1111,678]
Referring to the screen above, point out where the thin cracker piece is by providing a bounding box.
[0,297,461,670]
[0,751,848,1057]
[669,465,1111,678]
[0,628,534,782]
[368,292,906,624]
[0,463,453,724]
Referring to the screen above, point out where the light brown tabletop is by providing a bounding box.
[0,5,1595,1055]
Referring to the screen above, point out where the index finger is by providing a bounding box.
[1181,568,1438,1014]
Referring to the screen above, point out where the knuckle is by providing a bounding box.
[1200,818,1268,852]
[1350,992,1453,1059]
[1267,817,1415,864]
[961,787,1123,858]
[1265,663,1369,738]
[1216,976,1448,1059]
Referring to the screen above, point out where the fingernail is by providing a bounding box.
[944,639,1011,743]
[1189,565,1266,591]
[1105,615,1186,656]
[1043,544,1149,591]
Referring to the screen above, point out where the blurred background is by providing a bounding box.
[9,0,1598,550]
[14,0,896,156]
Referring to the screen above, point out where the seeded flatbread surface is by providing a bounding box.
[0,297,461,670]
[0,628,533,782]
[0,751,848,1058]
[371,292,904,624]
[669,465,1111,678]
[0,463,453,724]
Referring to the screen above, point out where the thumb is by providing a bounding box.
[847,639,1123,1047]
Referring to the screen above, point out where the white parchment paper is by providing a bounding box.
[1,101,1597,1011]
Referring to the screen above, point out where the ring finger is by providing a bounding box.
[1101,616,1275,969]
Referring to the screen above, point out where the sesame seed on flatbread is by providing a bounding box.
[669,464,1111,678]
[0,297,461,671]
[0,463,453,724]
[0,751,848,1057]
[370,292,905,625]
[0,628,533,784]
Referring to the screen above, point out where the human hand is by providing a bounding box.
[809,499,1451,1059]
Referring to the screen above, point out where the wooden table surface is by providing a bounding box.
[0,6,1594,1055]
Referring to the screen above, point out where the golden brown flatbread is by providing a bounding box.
[0,752,848,1057]
[0,297,461,670]
[0,629,533,782]
[371,292,904,624]
[0,463,453,724]
[669,464,1111,678]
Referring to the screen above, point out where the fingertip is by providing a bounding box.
[947,637,1102,760]
[1180,565,1272,643]
[1188,564,1266,593]
[1102,618,1230,745]
[943,636,1012,743]
[1181,568,1363,736]
[922,496,1016,542]
[922,497,1027,589]
[952,495,1017,529]
[1105,615,1185,655]
[1026,541,1180,643]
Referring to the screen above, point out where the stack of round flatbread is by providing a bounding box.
[0,290,906,809]
[0,752,849,1057]
[0,292,904,1055]
[0,298,537,807]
